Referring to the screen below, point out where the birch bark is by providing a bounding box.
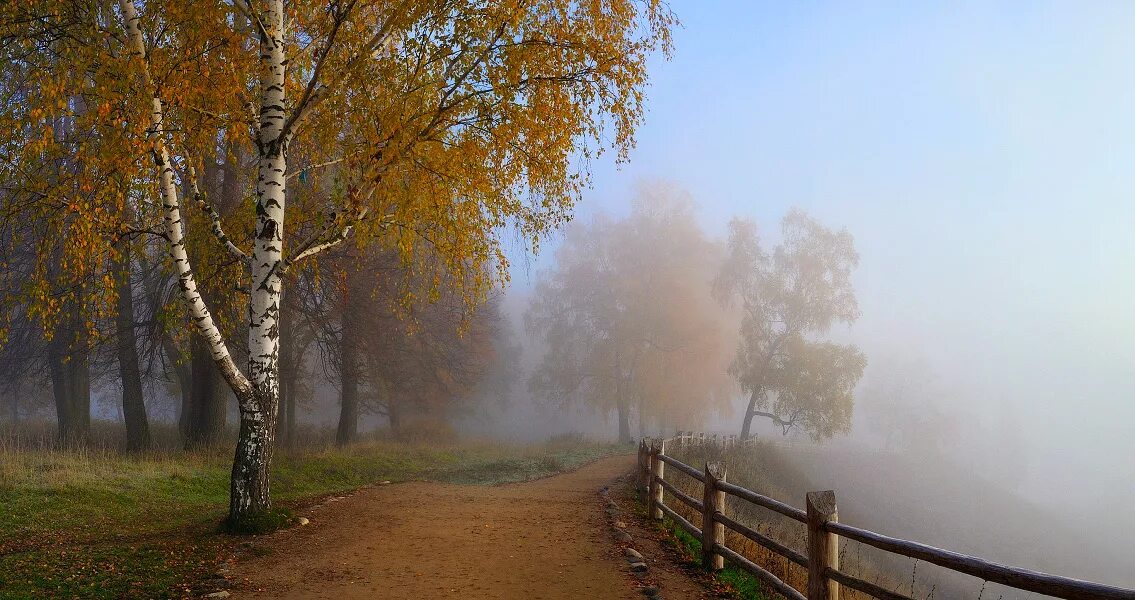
[230,0,289,523]
[118,0,261,524]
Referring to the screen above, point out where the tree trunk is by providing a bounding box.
[739,389,759,440]
[387,396,402,432]
[184,336,228,448]
[278,365,292,446]
[336,277,359,446]
[8,380,19,424]
[336,367,359,445]
[49,299,89,446]
[278,301,297,447]
[174,360,192,439]
[230,0,288,527]
[617,398,631,444]
[114,243,151,452]
[229,389,276,526]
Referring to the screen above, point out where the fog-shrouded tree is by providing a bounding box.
[714,210,866,440]
[2,0,673,526]
[309,242,509,442]
[526,185,735,442]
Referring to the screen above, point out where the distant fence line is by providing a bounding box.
[636,435,1135,600]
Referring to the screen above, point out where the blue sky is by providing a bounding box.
[508,2,1135,507]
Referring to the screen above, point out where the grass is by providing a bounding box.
[0,424,626,599]
[664,441,924,600]
[660,516,772,600]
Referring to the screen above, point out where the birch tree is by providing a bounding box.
[714,211,867,440]
[1,0,673,527]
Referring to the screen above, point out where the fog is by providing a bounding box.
[3,1,1131,596]
[477,1,1135,592]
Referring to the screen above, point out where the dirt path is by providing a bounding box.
[227,455,710,599]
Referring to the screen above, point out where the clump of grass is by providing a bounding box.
[222,507,296,535]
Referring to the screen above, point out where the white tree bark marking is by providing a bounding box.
[117,0,252,399]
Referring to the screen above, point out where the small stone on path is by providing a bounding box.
[614,530,633,543]
[641,585,660,596]
[205,592,230,599]
[624,548,643,561]
[629,561,648,573]
[296,517,310,526]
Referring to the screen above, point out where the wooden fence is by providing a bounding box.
[636,437,1135,600]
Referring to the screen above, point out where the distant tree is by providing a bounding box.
[714,211,866,440]
[111,239,150,452]
[526,186,735,442]
[299,238,509,442]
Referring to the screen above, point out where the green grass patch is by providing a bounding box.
[662,517,772,600]
[0,438,627,599]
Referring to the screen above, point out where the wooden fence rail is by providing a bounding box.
[636,437,1135,600]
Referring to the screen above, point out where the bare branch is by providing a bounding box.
[281,206,370,272]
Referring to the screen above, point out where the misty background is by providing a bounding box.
[490,0,1135,513]
[466,1,1135,587]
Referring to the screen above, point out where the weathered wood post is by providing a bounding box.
[806,490,839,600]
[649,439,665,520]
[701,462,726,570]
[637,439,649,500]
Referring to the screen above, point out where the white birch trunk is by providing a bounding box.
[118,0,252,398]
[119,0,272,526]
[229,0,289,524]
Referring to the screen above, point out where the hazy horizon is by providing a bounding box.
[503,1,1135,519]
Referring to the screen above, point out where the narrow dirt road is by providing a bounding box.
[229,455,704,599]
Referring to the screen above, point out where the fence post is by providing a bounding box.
[701,462,726,571]
[639,439,651,500]
[806,490,839,600]
[649,439,665,520]
[636,440,645,500]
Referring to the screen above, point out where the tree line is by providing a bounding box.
[0,0,675,529]
[525,185,867,443]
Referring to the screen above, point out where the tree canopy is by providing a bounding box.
[526,184,735,441]
[714,210,866,440]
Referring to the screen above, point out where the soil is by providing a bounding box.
[225,455,717,599]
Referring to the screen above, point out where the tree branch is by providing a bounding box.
[118,0,253,400]
[280,206,369,272]
[231,0,271,42]
[187,165,252,268]
[752,410,802,435]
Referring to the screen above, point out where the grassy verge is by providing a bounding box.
[658,516,772,600]
[0,437,625,599]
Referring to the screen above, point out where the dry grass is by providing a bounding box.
[664,441,931,600]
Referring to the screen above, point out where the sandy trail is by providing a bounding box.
[230,455,665,599]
